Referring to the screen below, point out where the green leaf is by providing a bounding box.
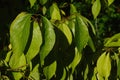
[60,68,66,80]
[50,3,61,21]
[29,64,40,80]
[70,4,77,15]
[117,59,120,78]
[97,52,111,78]
[104,33,120,47]
[43,61,57,80]
[69,47,82,73]
[88,36,96,52]
[5,51,12,63]
[108,0,114,6]
[75,15,89,53]
[58,23,72,44]
[39,0,48,5]
[40,16,56,66]
[29,0,36,7]
[84,64,89,80]
[11,54,26,80]
[26,21,42,63]
[92,0,101,19]
[82,16,96,35]
[68,19,75,36]
[10,12,31,68]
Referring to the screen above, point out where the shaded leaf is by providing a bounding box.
[26,21,42,63]
[75,15,89,53]
[39,0,48,5]
[92,0,101,19]
[29,0,36,7]
[10,12,31,68]
[88,36,96,52]
[108,0,114,6]
[70,4,77,15]
[50,3,61,20]
[117,59,120,78]
[40,16,56,66]
[43,61,56,80]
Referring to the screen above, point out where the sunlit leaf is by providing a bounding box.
[50,3,61,20]
[58,23,72,44]
[43,61,57,79]
[97,52,111,79]
[82,16,96,35]
[84,64,89,80]
[75,15,89,53]
[108,0,114,6]
[104,33,120,47]
[5,51,12,63]
[60,68,66,80]
[40,16,56,66]
[92,0,101,19]
[26,21,42,63]
[39,0,48,5]
[92,67,97,80]
[29,0,36,7]
[11,54,26,80]
[29,64,40,80]
[69,47,82,73]
[10,12,31,67]
[68,19,75,36]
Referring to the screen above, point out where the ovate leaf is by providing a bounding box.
[43,61,57,80]
[40,16,56,66]
[29,64,40,80]
[58,23,72,44]
[10,12,31,67]
[108,0,114,6]
[97,52,111,78]
[29,0,36,7]
[97,52,106,77]
[50,3,61,21]
[103,53,111,79]
[26,21,42,63]
[11,54,26,80]
[75,15,89,53]
[92,0,101,19]
[39,0,48,5]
